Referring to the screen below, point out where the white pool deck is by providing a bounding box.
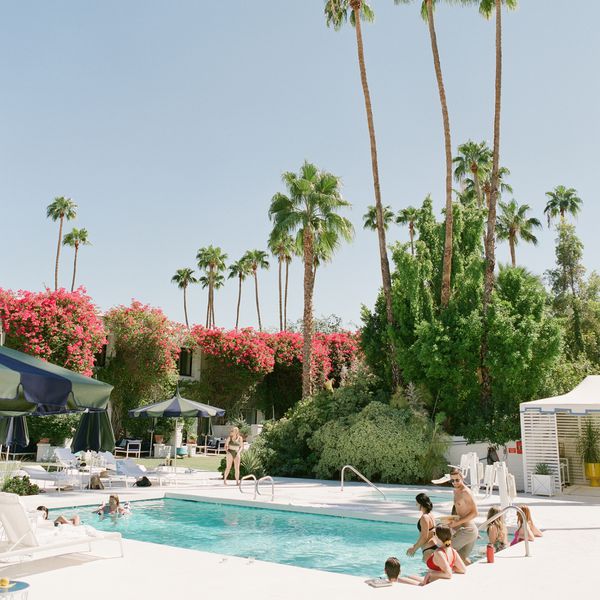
[4,474,600,599]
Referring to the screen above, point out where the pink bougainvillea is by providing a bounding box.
[315,331,362,383]
[0,287,106,375]
[104,300,182,375]
[189,326,275,375]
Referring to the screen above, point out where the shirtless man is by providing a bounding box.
[447,468,478,564]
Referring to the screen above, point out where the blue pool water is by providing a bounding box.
[51,499,481,577]
[370,490,453,505]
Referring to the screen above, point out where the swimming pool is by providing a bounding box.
[52,499,483,578]
[366,489,454,505]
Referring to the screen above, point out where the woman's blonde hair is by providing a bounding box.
[487,505,507,540]
[230,426,240,437]
[517,504,532,527]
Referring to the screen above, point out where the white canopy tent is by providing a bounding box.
[520,376,600,493]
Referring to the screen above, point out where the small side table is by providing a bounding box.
[0,580,30,599]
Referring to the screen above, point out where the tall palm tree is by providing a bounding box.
[268,233,295,331]
[362,205,395,231]
[269,161,354,398]
[228,257,252,329]
[171,268,198,329]
[47,197,77,290]
[544,185,582,226]
[199,273,224,327]
[496,200,541,267]
[395,0,454,306]
[474,0,518,406]
[325,0,394,328]
[396,206,420,256]
[243,250,270,331]
[453,140,492,207]
[62,228,90,292]
[196,246,228,328]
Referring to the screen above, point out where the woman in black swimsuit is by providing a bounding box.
[406,493,436,559]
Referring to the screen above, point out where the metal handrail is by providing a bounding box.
[256,476,275,501]
[340,465,387,501]
[478,504,531,557]
[239,474,257,499]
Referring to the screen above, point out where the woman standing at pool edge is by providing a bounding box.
[223,426,243,485]
[406,493,436,558]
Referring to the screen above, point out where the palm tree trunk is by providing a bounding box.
[409,224,415,256]
[284,259,290,331]
[351,4,393,327]
[70,245,78,292]
[183,285,189,329]
[205,298,210,328]
[254,271,262,331]
[474,171,483,208]
[509,235,516,267]
[54,216,64,291]
[311,264,318,295]
[425,0,454,307]
[278,257,283,332]
[235,275,242,329]
[480,0,503,407]
[302,227,315,399]
[211,284,215,327]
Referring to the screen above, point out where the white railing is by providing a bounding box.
[340,465,387,501]
[478,504,531,557]
[256,476,275,501]
[239,474,257,499]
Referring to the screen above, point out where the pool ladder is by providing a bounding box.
[239,474,275,501]
[340,465,387,501]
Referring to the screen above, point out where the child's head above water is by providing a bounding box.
[384,557,401,581]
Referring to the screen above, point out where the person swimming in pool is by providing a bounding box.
[223,426,243,485]
[93,494,129,517]
[37,505,80,526]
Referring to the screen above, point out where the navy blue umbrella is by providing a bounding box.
[71,411,115,453]
[0,416,30,450]
[129,389,225,418]
[0,346,113,416]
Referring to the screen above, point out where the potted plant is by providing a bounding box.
[531,463,554,496]
[577,419,600,487]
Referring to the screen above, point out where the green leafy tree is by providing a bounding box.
[228,257,252,329]
[269,161,354,398]
[546,223,586,357]
[243,250,270,331]
[171,268,198,329]
[544,185,582,226]
[268,233,295,331]
[196,245,228,328]
[362,205,395,231]
[496,199,541,267]
[47,197,77,290]
[62,227,90,292]
[325,0,395,332]
[396,205,420,256]
[361,196,561,444]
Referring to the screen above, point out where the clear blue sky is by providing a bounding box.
[1,1,598,330]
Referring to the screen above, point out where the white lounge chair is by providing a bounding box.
[20,465,83,492]
[0,492,123,563]
[116,459,175,487]
[53,447,79,468]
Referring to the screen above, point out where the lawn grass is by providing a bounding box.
[135,454,223,472]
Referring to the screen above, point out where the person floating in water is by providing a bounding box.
[93,494,129,516]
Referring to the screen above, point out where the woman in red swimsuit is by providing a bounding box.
[422,524,467,585]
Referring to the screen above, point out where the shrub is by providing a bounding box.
[27,413,80,446]
[577,419,600,464]
[2,476,40,496]
[534,463,551,475]
[311,402,448,484]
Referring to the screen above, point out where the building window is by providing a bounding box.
[94,344,107,368]
[179,348,193,377]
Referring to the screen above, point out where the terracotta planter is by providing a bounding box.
[584,463,600,487]
[154,435,164,444]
